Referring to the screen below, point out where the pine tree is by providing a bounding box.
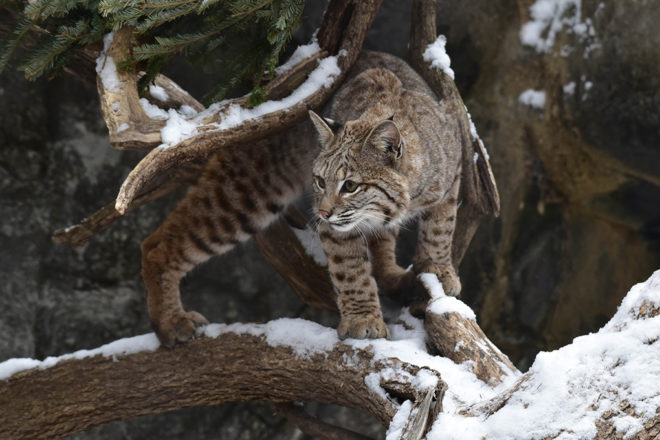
[0,0,307,105]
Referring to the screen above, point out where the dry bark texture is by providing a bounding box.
[0,332,434,439]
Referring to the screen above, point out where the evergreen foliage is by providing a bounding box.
[0,0,307,105]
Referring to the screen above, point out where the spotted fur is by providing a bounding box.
[311,65,462,340]
[141,52,462,346]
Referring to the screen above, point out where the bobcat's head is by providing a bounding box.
[309,111,410,233]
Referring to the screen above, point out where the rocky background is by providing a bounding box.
[1,0,658,438]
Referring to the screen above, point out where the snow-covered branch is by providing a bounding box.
[3,271,658,440]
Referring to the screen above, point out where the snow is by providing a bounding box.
[464,105,490,160]
[518,89,547,109]
[422,35,455,80]
[117,123,129,133]
[139,98,169,120]
[426,269,660,440]
[274,40,321,75]
[385,400,413,440]
[292,226,328,266]
[212,55,341,132]
[95,33,121,93]
[365,372,388,399]
[563,81,576,95]
[202,318,338,360]
[0,333,160,381]
[154,50,343,148]
[520,0,596,53]
[179,104,198,118]
[149,84,169,102]
[419,273,476,320]
[161,109,199,145]
[464,106,480,140]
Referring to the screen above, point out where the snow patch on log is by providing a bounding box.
[202,318,338,359]
[156,52,343,148]
[95,33,121,93]
[386,400,413,440]
[149,84,169,102]
[419,273,476,320]
[0,333,160,381]
[426,269,660,440]
[275,39,321,75]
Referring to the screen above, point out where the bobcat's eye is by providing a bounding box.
[342,180,359,193]
[314,176,326,190]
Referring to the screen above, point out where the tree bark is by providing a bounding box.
[0,331,440,440]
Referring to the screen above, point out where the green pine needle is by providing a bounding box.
[2,0,308,103]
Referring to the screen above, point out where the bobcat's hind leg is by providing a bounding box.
[142,141,310,347]
[413,177,461,297]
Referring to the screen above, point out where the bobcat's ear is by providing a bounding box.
[309,110,340,146]
[366,120,403,160]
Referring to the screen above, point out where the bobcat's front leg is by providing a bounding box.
[413,179,461,297]
[319,225,390,340]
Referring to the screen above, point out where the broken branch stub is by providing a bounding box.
[96,26,165,151]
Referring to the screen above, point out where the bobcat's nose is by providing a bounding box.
[319,209,332,220]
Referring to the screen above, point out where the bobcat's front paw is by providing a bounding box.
[438,267,461,297]
[416,263,462,297]
[337,315,391,340]
[152,310,209,348]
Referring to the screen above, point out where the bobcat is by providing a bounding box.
[141,52,463,347]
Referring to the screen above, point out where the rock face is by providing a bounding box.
[0,0,658,438]
[436,0,660,368]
